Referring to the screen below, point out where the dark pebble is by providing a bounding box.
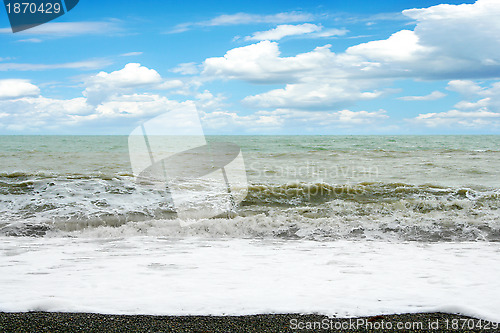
[0,312,497,333]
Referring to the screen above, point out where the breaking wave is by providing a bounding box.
[1,172,499,241]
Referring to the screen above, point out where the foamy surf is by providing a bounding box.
[1,174,499,241]
[1,238,499,322]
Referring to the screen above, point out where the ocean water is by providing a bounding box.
[1,135,500,321]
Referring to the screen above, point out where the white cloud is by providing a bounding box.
[446,80,485,97]
[0,96,92,131]
[244,24,313,41]
[120,52,143,57]
[203,41,383,109]
[0,80,189,133]
[411,79,500,129]
[398,90,446,101]
[196,0,500,118]
[334,1,500,79]
[209,12,313,25]
[17,38,42,43]
[195,90,227,112]
[401,0,500,78]
[0,93,188,132]
[0,59,112,71]
[245,24,348,41]
[203,41,338,83]
[453,97,490,111]
[0,60,391,134]
[84,63,168,105]
[0,63,194,132]
[201,108,388,133]
[0,79,40,99]
[156,80,184,90]
[168,12,313,33]
[0,21,123,36]
[412,109,500,128]
[203,0,500,84]
[201,110,283,131]
[314,28,349,38]
[171,62,200,75]
[7,1,500,133]
[448,80,500,111]
[90,94,187,119]
[90,63,162,88]
[346,30,429,63]
[243,79,383,109]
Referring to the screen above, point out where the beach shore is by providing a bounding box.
[0,312,495,332]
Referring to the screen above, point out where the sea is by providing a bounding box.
[0,135,499,321]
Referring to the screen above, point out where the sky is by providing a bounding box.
[1,0,500,135]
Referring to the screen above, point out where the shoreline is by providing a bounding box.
[0,312,497,332]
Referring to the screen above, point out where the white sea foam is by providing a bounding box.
[0,237,499,321]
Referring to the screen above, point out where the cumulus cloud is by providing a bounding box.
[0,92,189,132]
[201,108,388,133]
[0,93,192,132]
[446,80,485,97]
[411,79,500,129]
[398,90,446,101]
[83,63,181,105]
[0,79,40,99]
[448,80,500,111]
[195,90,227,112]
[94,63,161,86]
[203,41,383,108]
[201,0,500,112]
[402,0,500,78]
[346,30,429,63]
[86,94,189,120]
[203,41,339,83]
[0,63,190,132]
[412,109,500,128]
[6,1,500,133]
[191,0,500,132]
[0,96,91,131]
[243,79,383,109]
[340,0,500,79]
[0,61,389,133]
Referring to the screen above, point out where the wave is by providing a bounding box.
[1,174,499,241]
[244,182,498,205]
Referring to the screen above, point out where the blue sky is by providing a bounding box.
[2,0,500,134]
